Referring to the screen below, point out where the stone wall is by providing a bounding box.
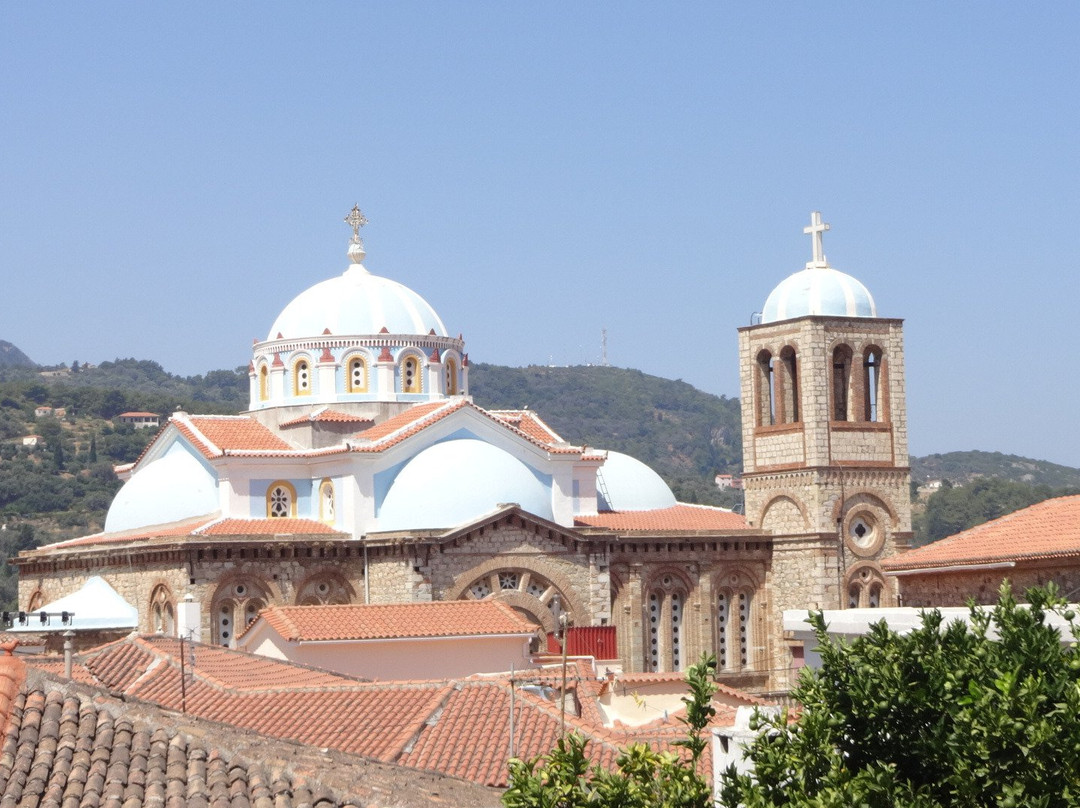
[896,561,1080,607]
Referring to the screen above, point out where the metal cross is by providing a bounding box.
[803,211,830,265]
[345,205,369,242]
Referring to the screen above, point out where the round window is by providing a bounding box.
[847,512,880,554]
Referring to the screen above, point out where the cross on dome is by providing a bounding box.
[804,211,830,268]
[345,205,369,243]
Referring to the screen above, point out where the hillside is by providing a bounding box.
[911,450,1080,489]
[468,363,742,506]
[0,341,35,369]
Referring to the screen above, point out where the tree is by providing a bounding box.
[502,655,717,808]
[719,584,1080,808]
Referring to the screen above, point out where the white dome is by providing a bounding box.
[378,439,553,530]
[268,263,447,341]
[761,266,877,323]
[104,444,219,533]
[596,451,677,511]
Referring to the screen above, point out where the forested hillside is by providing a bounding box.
[468,363,742,506]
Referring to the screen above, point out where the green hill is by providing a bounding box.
[911,450,1080,489]
[0,341,35,369]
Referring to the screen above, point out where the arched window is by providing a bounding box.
[319,479,335,524]
[150,584,176,635]
[462,568,564,636]
[26,590,44,613]
[346,355,368,393]
[862,346,884,422]
[258,365,269,401]
[846,565,888,609]
[212,578,269,646]
[266,481,296,518]
[777,346,799,423]
[400,354,421,394]
[445,358,458,395]
[755,350,775,426]
[292,358,312,396]
[716,575,756,671]
[832,344,853,421]
[295,572,354,606]
[645,574,688,672]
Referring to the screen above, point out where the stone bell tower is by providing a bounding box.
[738,213,912,614]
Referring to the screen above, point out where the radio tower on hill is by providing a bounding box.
[601,329,609,367]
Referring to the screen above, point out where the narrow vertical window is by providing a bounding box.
[347,356,368,393]
[293,359,311,396]
[716,592,729,669]
[737,591,750,667]
[319,479,335,524]
[868,583,882,608]
[779,346,799,423]
[832,345,852,421]
[756,350,775,426]
[401,355,421,393]
[259,366,269,401]
[445,358,458,395]
[670,590,683,670]
[648,591,661,672]
[863,347,883,422]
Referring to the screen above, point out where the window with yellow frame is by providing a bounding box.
[266,481,297,518]
[346,355,368,393]
[292,357,312,396]
[400,354,421,393]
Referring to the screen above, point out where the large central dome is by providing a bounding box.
[268,261,447,340]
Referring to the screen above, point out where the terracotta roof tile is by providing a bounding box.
[883,495,1080,571]
[349,401,459,444]
[575,504,750,531]
[177,415,293,455]
[246,601,539,643]
[487,410,566,444]
[278,409,375,428]
[197,518,345,537]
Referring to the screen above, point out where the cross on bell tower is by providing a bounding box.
[804,211,830,267]
[345,204,369,243]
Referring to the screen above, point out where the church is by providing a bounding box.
[14,208,912,693]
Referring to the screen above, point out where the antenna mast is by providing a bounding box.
[601,329,609,367]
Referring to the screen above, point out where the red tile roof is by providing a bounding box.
[177,415,293,455]
[883,495,1080,572]
[487,410,566,444]
[198,518,345,536]
[279,409,375,428]
[350,400,463,444]
[32,635,764,789]
[246,600,539,643]
[575,504,750,531]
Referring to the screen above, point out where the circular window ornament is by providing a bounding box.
[846,511,883,556]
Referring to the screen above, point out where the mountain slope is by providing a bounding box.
[0,341,35,369]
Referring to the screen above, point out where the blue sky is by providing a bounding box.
[2,4,1077,468]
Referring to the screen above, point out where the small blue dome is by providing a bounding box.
[597,451,677,512]
[761,266,876,324]
[104,444,218,533]
[378,439,553,530]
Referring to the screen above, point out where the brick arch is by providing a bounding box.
[759,494,810,532]
[25,589,44,613]
[642,566,694,595]
[711,564,761,593]
[832,489,899,527]
[488,590,557,635]
[203,570,282,613]
[445,557,582,625]
[294,568,357,606]
[845,561,890,608]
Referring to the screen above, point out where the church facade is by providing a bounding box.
[14,209,911,693]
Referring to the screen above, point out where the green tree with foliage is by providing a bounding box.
[719,584,1080,807]
[502,655,717,808]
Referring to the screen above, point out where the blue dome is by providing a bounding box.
[761,266,876,324]
[104,444,218,533]
[378,439,553,530]
[268,263,447,340]
[597,451,677,512]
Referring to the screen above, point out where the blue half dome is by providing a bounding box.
[761,267,877,324]
[104,444,218,533]
[597,451,677,512]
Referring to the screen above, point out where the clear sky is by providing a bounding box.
[2,4,1077,467]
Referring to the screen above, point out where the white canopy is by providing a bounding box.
[9,576,138,632]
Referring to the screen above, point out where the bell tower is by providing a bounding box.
[738,213,912,614]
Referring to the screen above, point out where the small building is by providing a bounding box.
[117,411,160,429]
[21,435,41,447]
[239,599,541,680]
[883,494,1080,607]
[33,406,52,418]
[714,474,743,490]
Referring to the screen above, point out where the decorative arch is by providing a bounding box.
[209,575,274,647]
[713,567,759,671]
[292,355,313,396]
[642,568,692,672]
[266,481,297,518]
[399,352,423,394]
[759,494,810,533]
[344,352,369,393]
[149,582,176,635]
[294,569,356,606]
[26,589,44,613]
[318,478,335,524]
[846,562,889,608]
[831,343,854,421]
[449,560,578,636]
